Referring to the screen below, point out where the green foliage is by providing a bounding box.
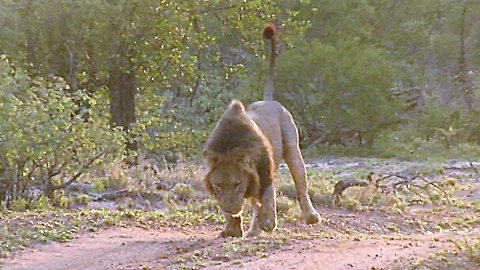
[0,0,295,158]
[269,38,396,145]
[8,196,50,212]
[0,55,124,205]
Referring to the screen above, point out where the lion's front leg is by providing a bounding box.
[246,206,262,237]
[258,184,277,232]
[246,184,277,237]
[221,215,244,238]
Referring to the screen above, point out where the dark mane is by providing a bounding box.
[205,100,267,155]
[204,100,275,197]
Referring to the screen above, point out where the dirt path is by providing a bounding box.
[1,227,203,270]
[0,226,465,270]
[214,235,454,270]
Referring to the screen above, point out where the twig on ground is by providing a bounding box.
[333,177,368,206]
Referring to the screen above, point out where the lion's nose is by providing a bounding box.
[223,207,240,215]
[227,209,243,217]
[221,204,242,216]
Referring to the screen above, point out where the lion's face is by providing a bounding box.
[204,161,258,216]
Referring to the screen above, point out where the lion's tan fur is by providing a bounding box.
[203,100,320,237]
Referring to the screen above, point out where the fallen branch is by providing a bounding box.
[374,173,412,187]
[375,172,450,203]
[418,175,450,199]
[333,177,368,206]
[403,184,427,200]
[444,160,479,174]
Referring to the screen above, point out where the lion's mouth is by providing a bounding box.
[230,210,243,217]
[222,208,243,217]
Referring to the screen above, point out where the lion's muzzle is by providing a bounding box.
[218,195,245,217]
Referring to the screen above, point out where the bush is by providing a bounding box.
[0,55,125,207]
[248,38,398,146]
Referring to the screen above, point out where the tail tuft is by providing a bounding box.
[262,23,277,40]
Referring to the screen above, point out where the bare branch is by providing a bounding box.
[418,175,449,197]
[54,152,104,190]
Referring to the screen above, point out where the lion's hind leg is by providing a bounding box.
[280,109,320,224]
[283,143,320,224]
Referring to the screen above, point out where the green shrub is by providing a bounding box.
[264,38,397,146]
[0,55,125,206]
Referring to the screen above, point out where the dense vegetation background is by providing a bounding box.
[1,0,480,205]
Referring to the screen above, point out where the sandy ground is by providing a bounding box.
[1,225,470,270]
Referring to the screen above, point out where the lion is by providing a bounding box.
[203,23,320,237]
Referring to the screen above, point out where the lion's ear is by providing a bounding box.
[203,171,215,196]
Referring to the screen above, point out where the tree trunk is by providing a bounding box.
[23,0,37,65]
[108,58,137,151]
[458,7,474,109]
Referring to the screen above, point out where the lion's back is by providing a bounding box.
[246,101,296,165]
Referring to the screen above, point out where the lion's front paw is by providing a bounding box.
[220,216,244,238]
[220,227,243,238]
[258,208,277,232]
[259,215,276,232]
[304,210,321,224]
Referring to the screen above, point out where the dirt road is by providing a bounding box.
[1,225,469,270]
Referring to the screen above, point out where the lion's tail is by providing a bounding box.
[262,23,277,101]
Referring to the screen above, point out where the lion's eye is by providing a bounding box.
[234,182,241,190]
[213,184,221,194]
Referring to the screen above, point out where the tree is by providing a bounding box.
[0,0,299,156]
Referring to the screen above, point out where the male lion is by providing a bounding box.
[204,100,320,237]
[203,23,320,237]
